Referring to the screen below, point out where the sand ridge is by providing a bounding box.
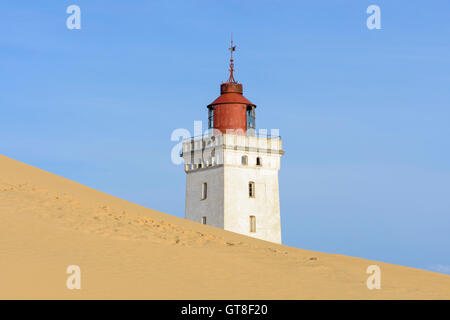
[0,154,449,299]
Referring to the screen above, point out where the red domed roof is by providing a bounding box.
[207,82,255,107]
[208,92,254,107]
[208,39,256,109]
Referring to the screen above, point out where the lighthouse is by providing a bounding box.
[181,39,284,243]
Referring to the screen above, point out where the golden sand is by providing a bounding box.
[0,154,449,299]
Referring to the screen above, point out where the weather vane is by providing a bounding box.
[227,33,237,83]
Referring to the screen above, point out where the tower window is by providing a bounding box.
[241,155,248,165]
[250,216,256,233]
[201,216,207,225]
[256,157,262,166]
[201,182,207,200]
[249,181,255,198]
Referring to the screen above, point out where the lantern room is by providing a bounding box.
[207,38,256,135]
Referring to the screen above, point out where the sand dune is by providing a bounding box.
[0,154,449,299]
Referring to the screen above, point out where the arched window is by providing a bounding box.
[249,181,255,198]
[249,216,256,233]
[256,157,262,166]
[241,155,248,165]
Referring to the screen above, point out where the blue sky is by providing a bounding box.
[1,1,449,274]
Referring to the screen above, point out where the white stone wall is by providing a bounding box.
[224,164,281,243]
[185,166,224,228]
[182,134,283,243]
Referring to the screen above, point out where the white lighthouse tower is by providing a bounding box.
[181,40,284,243]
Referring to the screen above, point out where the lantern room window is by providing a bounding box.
[247,105,255,129]
[208,107,214,129]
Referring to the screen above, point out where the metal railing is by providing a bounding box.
[181,131,281,143]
